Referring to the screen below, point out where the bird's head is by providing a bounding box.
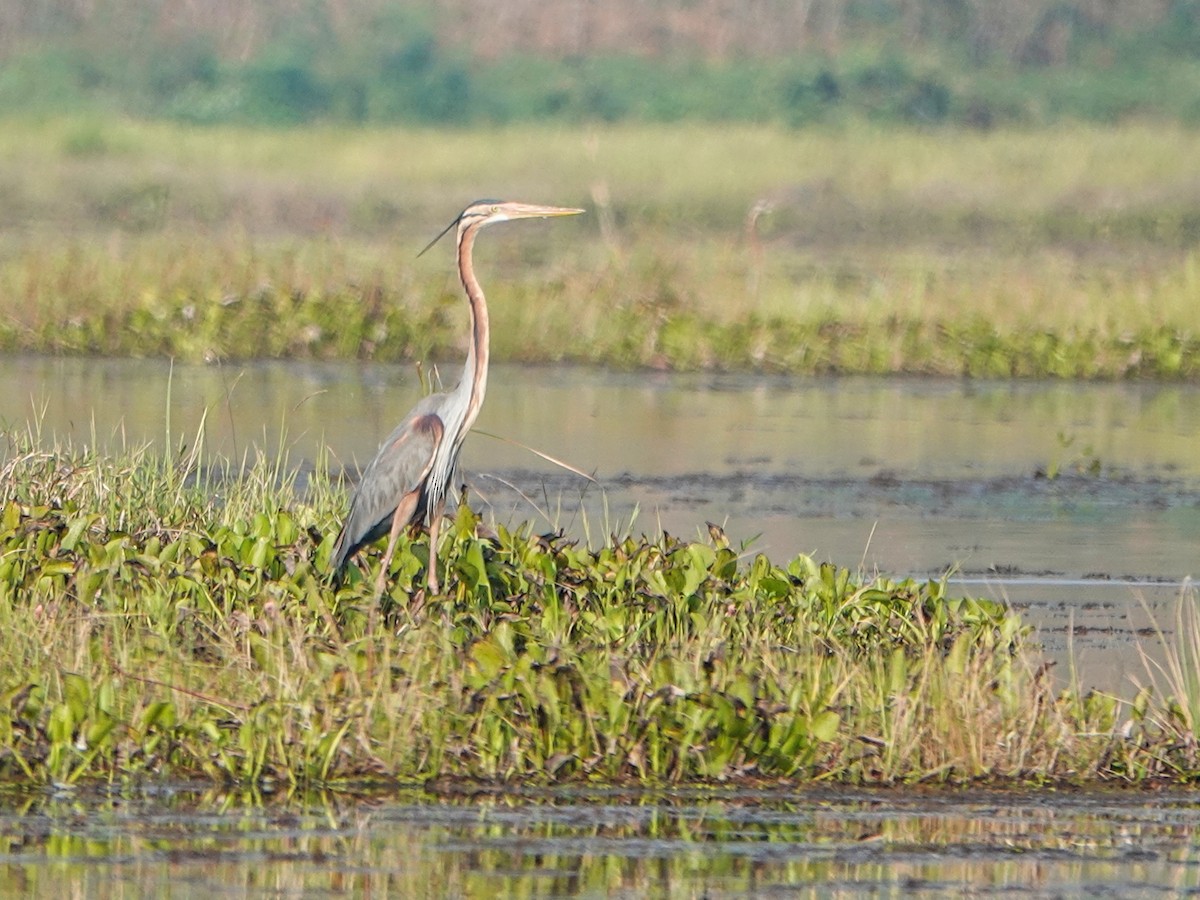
[419,200,585,256]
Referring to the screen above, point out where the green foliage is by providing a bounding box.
[1,15,1198,127]
[1,119,1199,380]
[0,431,1195,787]
[240,58,330,126]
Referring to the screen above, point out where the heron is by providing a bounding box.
[331,200,585,595]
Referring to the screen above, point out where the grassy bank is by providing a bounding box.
[2,429,1199,788]
[1,119,1198,377]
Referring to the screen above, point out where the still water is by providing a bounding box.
[4,784,1200,898]
[2,355,1198,692]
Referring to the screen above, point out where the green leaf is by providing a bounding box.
[63,673,91,723]
[457,539,488,592]
[0,501,19,535]
[810,710,840,742]
[471,637,508,679]
[85,714,117,749]
[62,514,96,552]
[48,704,74,745]
[142,701,177,730]
[275,511,298,545]
[686,542,715,573]
[248,536,272,569]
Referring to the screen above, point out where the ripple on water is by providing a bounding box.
[2,785,1200,897]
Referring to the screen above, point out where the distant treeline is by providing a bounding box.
[1,0,1197,126]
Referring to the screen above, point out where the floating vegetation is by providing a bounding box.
[2,431,1198,789]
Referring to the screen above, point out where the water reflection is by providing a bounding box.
[2,786,1200,897]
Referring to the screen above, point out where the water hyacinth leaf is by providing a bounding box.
[0,501,19,535]
[142,701,177,730]
[33,528,54,556]
[84,713,117,749]
[75,571,103,600]
[644,568,671,598]
[686,542,716,572]
[999,611,1024,645]
[457,540,489,593]
[275,511,298,545]
[713,548,739,581]
[95,678,116,716]
[249,536,273,569]
[759,575,792,599]
[470,637,509,680]
[62,673,91,724]
[61,514,97,552]
[677,551,706,597]
[534,547,557,582]
[811,709,840,742]
[453,501,479,537]
[858,588,895,606]
[312,533,333,570]
[749,554,772,587]
[48,703,74,745]
[251,513,272,539]
[492,621,517,656]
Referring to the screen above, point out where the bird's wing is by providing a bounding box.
[331,401,446,570]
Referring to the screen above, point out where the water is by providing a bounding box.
[3,784,1200,897]
[3,355,1197,694]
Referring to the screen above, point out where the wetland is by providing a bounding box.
[6,356,1196,696]
[2,118,1200,890]
[7,783,1200,897]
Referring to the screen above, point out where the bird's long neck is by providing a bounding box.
[454,221,489,433]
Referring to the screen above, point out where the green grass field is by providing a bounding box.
[1,118,1198,376]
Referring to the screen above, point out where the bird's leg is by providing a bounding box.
[426,499,445,595]
[375,490,421,598]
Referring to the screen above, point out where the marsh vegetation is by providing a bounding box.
[2,425,1200,789]
[1,113,1199,787]
[2,120,1199,377]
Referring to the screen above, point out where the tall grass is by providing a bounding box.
[1132,585,1200,776]
[1,119,1198,376]
[1,427,1196,787]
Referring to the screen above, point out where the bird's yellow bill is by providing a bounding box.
[504,203,586,219]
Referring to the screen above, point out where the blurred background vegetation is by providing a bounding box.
[2,0,1199,128]
[0,1,1197,375]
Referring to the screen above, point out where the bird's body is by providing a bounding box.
[331,200,583,594]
